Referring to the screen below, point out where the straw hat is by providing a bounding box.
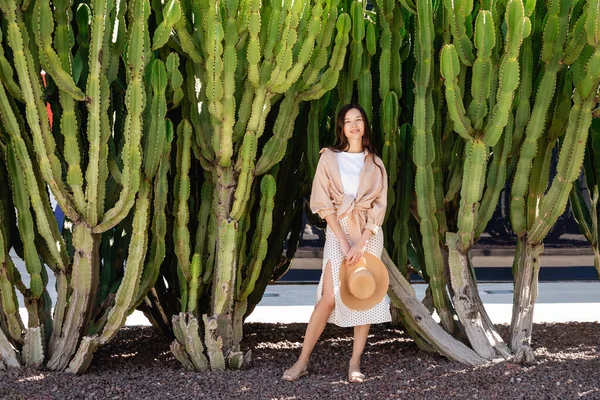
[339,252,389,311]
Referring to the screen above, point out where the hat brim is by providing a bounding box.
[339,252,389,311]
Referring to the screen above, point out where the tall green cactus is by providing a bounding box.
[0,0,178,372]
[156,0,350,371]
[507,0,600,363]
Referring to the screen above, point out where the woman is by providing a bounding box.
[282,104,391,383]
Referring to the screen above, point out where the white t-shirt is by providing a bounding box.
[335,151,365,199]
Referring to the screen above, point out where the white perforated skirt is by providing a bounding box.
[315,215,392,327]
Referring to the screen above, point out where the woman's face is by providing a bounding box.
[342,108,365,142]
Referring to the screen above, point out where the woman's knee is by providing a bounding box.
[318,294,335,312]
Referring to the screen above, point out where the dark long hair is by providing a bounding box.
[329,103,379,156]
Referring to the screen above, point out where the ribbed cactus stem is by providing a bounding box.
[456,140,488,249]
[5,144,44,300]
[0,0,77,221]
[144,60,168,178]
[83,0,113,226]
[238,175,276,299]
[444,0,475,65]
[98,178,151,344]
[349,1,364,82]
[440,44,474,139]
[174,120,193,281]
[482,0,530,147]
[412,0,457,334]
[94,0,147,233]
[45,0,86,215]
[510,0,569,236]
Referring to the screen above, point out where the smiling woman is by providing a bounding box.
[282,104,390,384]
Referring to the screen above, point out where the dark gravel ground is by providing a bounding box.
[1,322,599,400]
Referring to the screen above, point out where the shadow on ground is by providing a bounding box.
[1,322,599,399]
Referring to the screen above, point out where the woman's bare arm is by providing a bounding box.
[325,214,351,256]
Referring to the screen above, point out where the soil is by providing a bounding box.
[1,322,599,399]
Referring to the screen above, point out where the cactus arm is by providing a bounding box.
[510,0,570,236]
[381,91,399,211]
[98,179,151,344]
[0,85,68,272]
[271,0,323,93]
[570,178,594,243]
[34,0,85,100]
[531,81,600,242]
[547,70,573,141]
[232,81,255,144]
[306,96,324,177]
[187,254,202,313]
[217,0,239,168]
[440,44,474,139]
[298,12,351,101]
[203,185,219,284]
[246,0,261,87]
[134,127,174,308]
[152,0,182,50]
[0,0,77,221]
[174,120,193,281]
[50,0,87,215]
[106,0,126,86]
[144,60,168,178]
[456,139,488,249]
[230,131,257,221]
[392,124,413,275]
[0,182,25,343]
[186,61,214,163]
[300,0,339,89]
[475,121,512,237]
[398,0,417,14]
[267,0,301,89]
[412,0,456,333]
[391,8,403,98]
[507,35,533,179]
[82,0,112,226]
[468,10,496,130]
[349,1,364,82]
[586,0,600,47]
[173,3,203,63]
[238,174,275,300]
[95,4,116,223]
[211,218,236,316]
[0,30,23,101]
[200,0,225,167]
[525,135,553,230]
[444,0,476,66]
[6,141,45,300]
[94,0,147,233]
[482,0,530,147]
[194,180,215,259]
[564,8,588,65]
[376,0,393,100]
[255,90,302,175]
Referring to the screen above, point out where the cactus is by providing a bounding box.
[0,0,178,372]
[570,119,600,278]
[151,0,351,371]
[507,0,600,363]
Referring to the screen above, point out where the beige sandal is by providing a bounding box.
[282,364,309,382]
[348,369,365,383]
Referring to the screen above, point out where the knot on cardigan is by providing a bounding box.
[337,195,370,245]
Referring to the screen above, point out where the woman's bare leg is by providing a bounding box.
[349,324,370,382]
[284,260,335,376]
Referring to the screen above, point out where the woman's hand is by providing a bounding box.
[339,239,352,258]
[345,241,367,267]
